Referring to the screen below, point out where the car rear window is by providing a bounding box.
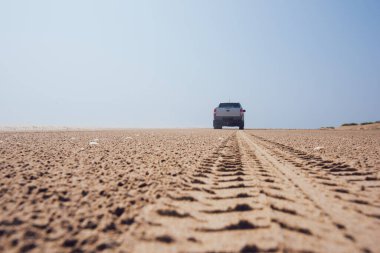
[219,103,241,108]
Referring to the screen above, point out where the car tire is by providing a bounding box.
[213,120,222,129]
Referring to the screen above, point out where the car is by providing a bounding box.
[213,102,246,129]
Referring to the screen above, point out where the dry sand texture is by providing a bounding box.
[0,129,379,253]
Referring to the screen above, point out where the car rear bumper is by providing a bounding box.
[214,116,243,126]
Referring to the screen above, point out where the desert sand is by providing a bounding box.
[0,129,379,253]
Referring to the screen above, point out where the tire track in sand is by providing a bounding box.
[240,131,380,253]
[249,133,380,216]
[125,132,377,252]
[126,133,281,253]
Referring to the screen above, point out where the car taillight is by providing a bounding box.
[240,108,243,116]
[214,108,216,115]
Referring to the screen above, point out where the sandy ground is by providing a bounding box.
[0,129,379,253]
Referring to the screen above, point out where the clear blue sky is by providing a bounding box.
[1,1,379,128]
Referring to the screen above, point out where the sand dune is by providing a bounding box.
[338,122,380,130]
